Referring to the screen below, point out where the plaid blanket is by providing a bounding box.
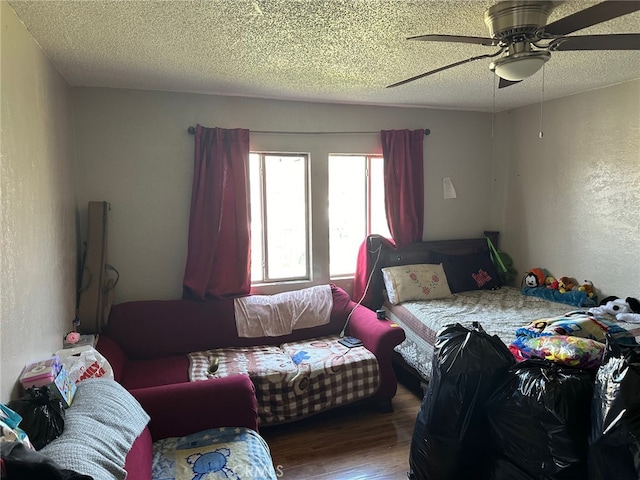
[189,335,380,425]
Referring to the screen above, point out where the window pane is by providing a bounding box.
[369,157,391,238]
[264,155,308,280]
[329,156,366,277]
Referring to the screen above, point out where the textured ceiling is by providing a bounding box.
[7,0,640,112]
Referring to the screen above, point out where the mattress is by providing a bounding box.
[384,286,640,381]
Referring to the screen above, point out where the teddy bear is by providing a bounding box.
[589,296,640,323]
[524,268,546,288]
[557,276,577,294]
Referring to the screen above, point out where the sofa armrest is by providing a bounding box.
[346,303,406,401]
[130,375,258,441]
[95,334,127,382]
[346,303,406,362]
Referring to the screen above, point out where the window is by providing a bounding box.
[328,155,390,277]
[249,153,310,283]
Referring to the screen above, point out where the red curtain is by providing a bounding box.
[182,125,251,300]
[381,129,424,247]
[352,129,425,305]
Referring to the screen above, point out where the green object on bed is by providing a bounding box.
[486,236,517,285]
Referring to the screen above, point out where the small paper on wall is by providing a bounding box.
[443,177,457,199]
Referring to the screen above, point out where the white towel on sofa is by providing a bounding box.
[234,285,333,337]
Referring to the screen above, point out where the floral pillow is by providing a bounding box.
[382,263,452,305]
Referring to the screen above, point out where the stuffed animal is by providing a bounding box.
[623,297,640,323]
[589,296,640,323]
[524,268,546,288]
[577,280,595,298]
[545,276,559,290]
[557,276,577,294]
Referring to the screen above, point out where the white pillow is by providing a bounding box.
[382,263,453,305]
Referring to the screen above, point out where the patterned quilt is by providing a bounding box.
[152,427,277,480]
[385,286,640,381]
[189,335,380,425]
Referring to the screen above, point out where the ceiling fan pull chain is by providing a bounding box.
[492,73,497,138]
[539,64,545,139]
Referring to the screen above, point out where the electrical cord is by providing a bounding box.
[339,241,383,338]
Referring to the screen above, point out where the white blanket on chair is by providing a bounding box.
[234,285,333,337]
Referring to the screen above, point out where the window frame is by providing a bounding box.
[328,153,388,279]
[249,151,311,285]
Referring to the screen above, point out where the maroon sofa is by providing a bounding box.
[96,284,406,411]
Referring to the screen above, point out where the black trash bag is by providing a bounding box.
[486,359,594,480]
[7,386,65,450]
[408,322,515,480]
[588,335,640,480]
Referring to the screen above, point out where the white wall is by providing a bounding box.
[72,88,495,302]
[0,3,77,402]
[493,80,640,299]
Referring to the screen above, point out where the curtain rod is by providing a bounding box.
[187,126,430,136]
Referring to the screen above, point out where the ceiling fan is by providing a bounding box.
[388,1,640,89]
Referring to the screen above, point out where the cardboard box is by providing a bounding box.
[50,365,76,408]
[20,355,61,389]
[19,358,76,408]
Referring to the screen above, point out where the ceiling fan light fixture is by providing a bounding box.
[490,51,550,81]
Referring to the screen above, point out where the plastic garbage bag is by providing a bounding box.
[7,386,65,450]
[408,322,515,480]
[56,346,113,384]
[486,359,594,480]
[588,335,640,480]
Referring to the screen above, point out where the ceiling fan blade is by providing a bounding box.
[544,1,640,36]
[552,33,640,51]
[498,78,521,89]
[408,34,498,46]
[387,50,504,88]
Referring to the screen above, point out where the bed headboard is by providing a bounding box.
[365,231,500,309]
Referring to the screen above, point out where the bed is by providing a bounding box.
[366,232,640,385]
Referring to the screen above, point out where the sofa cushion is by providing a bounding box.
[40,378,150,480]
[121,355,190,390]
[189,335,380,424]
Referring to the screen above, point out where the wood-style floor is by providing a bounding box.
[260,382,423,480]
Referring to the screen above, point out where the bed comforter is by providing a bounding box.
[385,286,640,381]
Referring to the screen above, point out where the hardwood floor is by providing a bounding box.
[260,383,423,480]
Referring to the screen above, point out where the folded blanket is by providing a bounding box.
[521,286,597,307]
[234,285,333,337]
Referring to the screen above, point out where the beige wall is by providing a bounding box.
[1,3,77,401]
[493,80,640,299]
[71,88,495,302]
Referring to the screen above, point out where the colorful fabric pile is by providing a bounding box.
[509,312,637,369]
